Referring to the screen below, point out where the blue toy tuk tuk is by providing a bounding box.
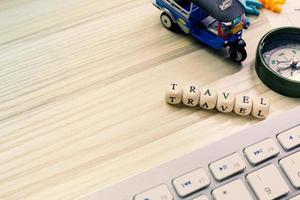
[153,0,248,62]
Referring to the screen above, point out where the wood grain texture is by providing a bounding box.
[0,0,299,199]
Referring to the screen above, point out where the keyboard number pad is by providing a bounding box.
[134,185,173,200]
[244,138,280,165]
[246,164,289,200]
[172,168,210,197]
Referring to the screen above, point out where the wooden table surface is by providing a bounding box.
[0,1,299,199]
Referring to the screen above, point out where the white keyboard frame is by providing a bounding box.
[78,107,300,200]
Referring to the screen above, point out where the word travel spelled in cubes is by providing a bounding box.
[165,82,270,119]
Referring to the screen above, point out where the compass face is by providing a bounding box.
[263,43,300,82]
[256,27,300,97]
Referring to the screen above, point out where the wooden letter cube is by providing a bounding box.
[199,88,217,109]
[182,83,200,107]
[234,95,253,116]
[165,82,182,105]
[216,91,235,113]
[251,97,270,119]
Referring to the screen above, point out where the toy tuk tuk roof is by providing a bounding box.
[192,0,245,22]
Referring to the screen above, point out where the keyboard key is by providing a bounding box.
[134,185,173,200]
[193,195,209,200]
[209,153,246,181]
[173,168,210,197]
[246,164,289,200]
[244,138,280,165]
[290,194,300,200]
[277,126,300,151]
[212,179,254,200]
[279,151,300,188]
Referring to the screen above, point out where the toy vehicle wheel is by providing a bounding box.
[229,47,247,62]
[160,12,178,32]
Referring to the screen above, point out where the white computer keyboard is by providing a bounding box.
[78,106,300,200]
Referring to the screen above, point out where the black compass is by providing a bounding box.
[256,27,300,97]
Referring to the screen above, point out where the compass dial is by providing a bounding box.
[256,27,300,97]
[263,44,300,81]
